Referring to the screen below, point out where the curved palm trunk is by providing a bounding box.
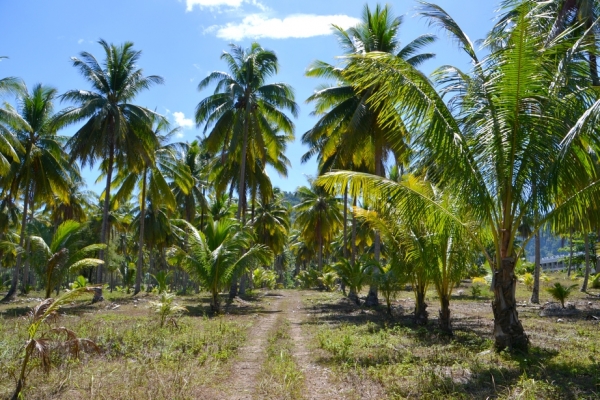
[21,187,34,294]
[530,231,541,303]
[1,185,30,302]
[134,168,148,295]
[492,257,529,351]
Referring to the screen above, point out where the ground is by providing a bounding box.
[0,273,599,399]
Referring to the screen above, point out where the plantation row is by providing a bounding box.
[2,0,600,366]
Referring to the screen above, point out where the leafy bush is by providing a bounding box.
[546,282,577,308]
[296,269,321,289]
[590,273,600,289]
[520,273,534,291]
[70,275,89,289]
[151,271,171,294]
[252,267,277,289]
[515,261,535,275]
[318,271,338,292]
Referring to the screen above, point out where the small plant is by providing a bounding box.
[12,287,99,400]
[70,275,89,289]
[471,276,487,285]
[151,271,171,294]
[540,273,553,284]
[318,271,338,291]
[520,273,534,291]
[470,284,482,298]
[546,282,577,308]
[590,273,600,289]
[149,292,187,328]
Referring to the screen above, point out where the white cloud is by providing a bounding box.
[185,0,243,11]
[173,111,194,130]
[209,14,360,40]
[77,39,84,44]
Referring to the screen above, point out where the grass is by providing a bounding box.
[303,272,600,399]
[257,316,304,399]
[0,290,254,399]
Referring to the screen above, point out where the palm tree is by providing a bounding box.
[175,218,272,312]
[111,116,193,295]
[294,183,343,271]
[195,42,298,222]
[1,84,74,302]
[303,3,435,306]
[57,39,163,284]
[173,140,210,226]
[318,1,600,351]
[0,58,25,176]
[28,220,104,298]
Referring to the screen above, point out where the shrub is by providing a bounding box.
[520,273,534,291]
[149,292,187,328]
[546,282,577,308]
[590,273,600,289]
[252,267,277,289]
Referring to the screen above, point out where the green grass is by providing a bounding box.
[257,316,304,400]
[0,291,253,399]
[302,273,600,399]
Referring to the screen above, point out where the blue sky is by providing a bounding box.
[0,0,496,193]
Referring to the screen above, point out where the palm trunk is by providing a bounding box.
[438,294,451,334]
[596,228,600,274]
[98,139,115,285]
[581,232,591,292]
[1,185,30,302]
[365,144,383,307]
[492,257,529,351]
[351,196,357,267]
[134,168,148,295]
[530,231,541,303]
[317,218,323,271]
[568,228,574,277]
[21,189,34,294]
[414,284,428,325]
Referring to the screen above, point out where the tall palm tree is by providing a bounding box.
[0,58,25,176]
[318,1,600,351]
[303,3,435,306]
[111,117,193,295]
[57,39,163,283]
[1,84,74,302]
[294,183,343,271]
[195,42,298,222]
[173,140,210,226]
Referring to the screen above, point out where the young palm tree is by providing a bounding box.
[28,220,104,298]
[195,42,298,222]
[175,218,272,312]
[318,1,600,350]
[57,39,163,284]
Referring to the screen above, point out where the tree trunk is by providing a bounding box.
[229,272,239,299]
[581,232,591,292]
[1,185,30,302]
[568,228,574,277]
[414,285,428,325]
[596,229,600,274]
[365,146,383,307]
[351,196,357,267]
[98,139,115,285]
[438,294,451,334]
[134,169,148,296]
[236,94,251,223]
[530,231,541,304]
[492,257,529,351]
[348,288,360,305]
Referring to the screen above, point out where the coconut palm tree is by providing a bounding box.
[175,218,272,312]
[56,39,163,284]
[303,3,435,306]
[111,116,193,295]
[317,1,600,350]
[195,42,298,222]
[294,183,343,271]
[1,84,74,302]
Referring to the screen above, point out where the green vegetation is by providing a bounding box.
[2,1,600,398]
